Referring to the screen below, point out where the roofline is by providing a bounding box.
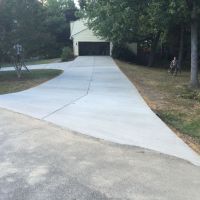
[70,27,89,39]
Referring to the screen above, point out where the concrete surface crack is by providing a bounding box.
[42,57,95,120]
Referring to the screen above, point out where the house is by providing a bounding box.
[70,19,113,56]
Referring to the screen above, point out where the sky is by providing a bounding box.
[74,0,79,8]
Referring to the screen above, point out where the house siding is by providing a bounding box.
[72,29,110,56]
[70,20,112,56]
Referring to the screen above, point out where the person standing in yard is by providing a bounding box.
[13,43,23,62]
[168,56,180,76]
[12,43,30,78]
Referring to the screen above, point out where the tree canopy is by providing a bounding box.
[1,0,199,87]
[0,0,77,61]
[79,0,200,87]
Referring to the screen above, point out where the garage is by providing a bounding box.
[79,42,110,56]
[70,20,112,56]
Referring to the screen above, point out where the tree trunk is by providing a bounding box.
[190,2,199,88]
[178,24,184,71]
[148,32,161,67]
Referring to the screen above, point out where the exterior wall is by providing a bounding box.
[110,43,113,56]
[73,40,79,56]
[72,28,110,56]
[70,20,88,37]
[73,28,106,42]
[70,19,113,56]
[70,20,137,57]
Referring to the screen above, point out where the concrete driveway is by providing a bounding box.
[0,108,200,200]
[0,56,200,166]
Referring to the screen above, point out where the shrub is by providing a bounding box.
[112,44,136,62]
[61,47,74,61]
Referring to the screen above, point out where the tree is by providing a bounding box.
[167,0,199,87]
[43,0,76,57]
[80,0,200,88]
[166,0,189,69]
[0,0,53,59]
[79,0,150,42]
[79,0,174,66]
[78,0,86,9]
[186,0,200,87]
[0,0,76,60]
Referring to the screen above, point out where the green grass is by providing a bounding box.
[0,58,60,68]
[177,86,200,101]
[26,58,61,65]
[116,60,200,150]
[159,112,200,142]
[0,69,63,94]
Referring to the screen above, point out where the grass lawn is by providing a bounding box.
[26,58,61,66]
[116,60,200,154]
[0,58,61,68]
[0,69,63,94]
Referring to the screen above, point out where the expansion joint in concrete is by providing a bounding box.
[42,58,95,120]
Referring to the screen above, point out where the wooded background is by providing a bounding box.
[0,0,199,87]
[0,0,77,60]
[79,0,200,87]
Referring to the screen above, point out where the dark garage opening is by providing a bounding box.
[79,42,110,56]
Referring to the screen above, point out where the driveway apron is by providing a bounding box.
[0,56,200,166]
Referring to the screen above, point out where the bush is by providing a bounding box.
[112,44,136,62]
[61,47,74,61]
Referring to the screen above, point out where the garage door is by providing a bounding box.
[79,42,110,56]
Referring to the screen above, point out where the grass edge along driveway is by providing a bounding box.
[116,60,200,154]
[0,69,63,94]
